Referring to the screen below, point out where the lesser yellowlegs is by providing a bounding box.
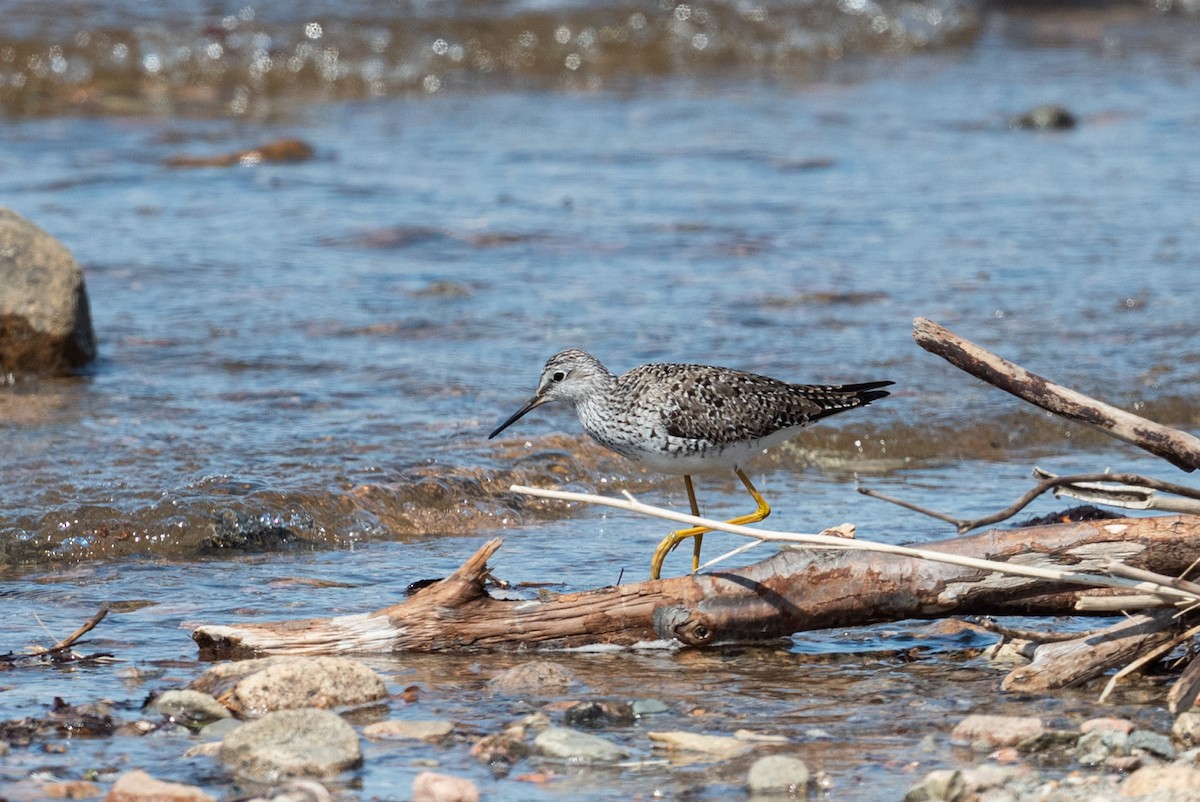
[489,349,892,579]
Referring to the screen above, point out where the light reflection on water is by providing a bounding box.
[1,7,1199,798]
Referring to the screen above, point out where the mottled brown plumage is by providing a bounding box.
[490,349,892,578]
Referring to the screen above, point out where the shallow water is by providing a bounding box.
[2,0,1200,799]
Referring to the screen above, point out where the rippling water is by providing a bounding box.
[1,0,1199,798]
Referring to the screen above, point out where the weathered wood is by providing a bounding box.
[1169,651,1200,714]
[913,317,1200,472]
[1001,611,1180,692]
[193,514,1200,658]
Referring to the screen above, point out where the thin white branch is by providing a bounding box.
[510,484,1200,605]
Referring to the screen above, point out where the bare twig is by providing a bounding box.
[52,606,108,651]
[860,471,1200,534]
[512,485,1200,605]
[1103,560,1200,598]
[913,317,1200,471]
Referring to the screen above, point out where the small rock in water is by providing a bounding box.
[1080,717,1135,735]
[470,732,530,766]
[1010,104,1076,130]
[41,780,104,799]
[951,714,1045,749]
[1128,729,1177,760]
[189,656,387,717]
[487,661,576,695]
[362,719,454,741]
[163,138,315,168]
[1119,763,1200,796]
[533,726,630,763]
[563,700,634,729]
[241,780,333,802]
[218,708,362,782]
[1172,711,1200,748]
[647,730,749,756]
[746,754,810,794]
[147,689,231,726]
[904,769,964,802]
[411,771,480,802]
[103,769,215,802]
[1076,728,1129,767]
[631,699,669,717]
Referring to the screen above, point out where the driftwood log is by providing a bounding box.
[193,514,1200,658]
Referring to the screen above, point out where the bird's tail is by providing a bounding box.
[805,379,894,422]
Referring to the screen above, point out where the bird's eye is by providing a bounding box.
[551,371,566,382]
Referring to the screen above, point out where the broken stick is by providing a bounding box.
[912,317,1200,471]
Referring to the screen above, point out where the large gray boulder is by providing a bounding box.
[0,207,96,375]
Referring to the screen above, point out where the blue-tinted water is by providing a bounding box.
[1,2,1199,799]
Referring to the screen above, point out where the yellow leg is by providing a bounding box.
[649,468,771,579]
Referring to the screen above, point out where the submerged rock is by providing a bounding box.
[904,769,964,802]
[188,656,387,717]
[470,732,530,766]
[951,714,1044,749]
[239,780,333,802]
[218,708,361,782]
[563,700,634,729]
[362,719,454,741]
[103,769,215,802]
[1128,729,1176,760]
[487,661,576,695]
[648,730,750,756]
[1119,763,1200,796]
[0,207,97,376]
[163,138,315,168]
[747,754,810,794]
[411,771,480,802]
[1010,104,1076,130]
[533,726,630,763]
[1172,711,1200,748]
[147,689,231,726]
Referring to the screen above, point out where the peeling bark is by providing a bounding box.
[193,514,1200,658]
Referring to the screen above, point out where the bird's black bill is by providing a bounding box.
[488,395,545,439]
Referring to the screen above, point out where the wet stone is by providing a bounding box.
[362,719,454,741]
[951,714,1045,750]
[218,708,362,782]
[0,207,97,376]
[1076,729,1128,767]
[1010,104,1076,130]
[1120,763,1200,796]
[1128,729,1176,760]
[563,700,634,729]
[631,699,669,717]
[1172,711,1200,748]
[1080,717,1135,735]
[746,754,810,794]
[533,726,630,763]
[103,769,216,802]
[470,732,530,767]
[904,769,964,802]
[189,656,387,717]
[411,771,480,802]
[487,660,576,695]
[147,689,231,726]
[238,780,333,802]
